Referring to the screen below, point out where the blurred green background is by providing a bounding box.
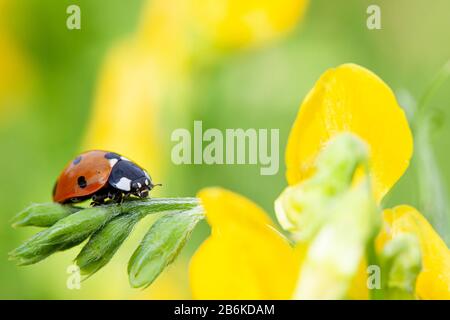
[1,0,449,299]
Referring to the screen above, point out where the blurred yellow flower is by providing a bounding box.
[85,0,231,180]
[83,0,308,171]
[0,0,33,121]
[191,0,308,49]
[285,63,413,202]
[83,0,309,299]
[82,40,164,175]
[190,187,299,299]
[377,206,450,299]
[136,0,191,78]
[83,0,193,176]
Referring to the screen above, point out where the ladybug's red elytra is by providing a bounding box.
[53,150,159,205]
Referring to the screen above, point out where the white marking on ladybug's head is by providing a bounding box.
[115,177,131,191]
[145,179,149,185]
[137,182,142,188]
[108,158,119,167]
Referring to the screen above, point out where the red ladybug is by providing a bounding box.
[53,150,159,205]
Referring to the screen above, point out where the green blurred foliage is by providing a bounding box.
[1,0,449,299]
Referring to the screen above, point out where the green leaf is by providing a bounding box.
[10,197,204,288]
[11,203,80,227]
[415,121,450,245]
[118,197,199,213]
[128,208,204,288]
[74,198,202,278]
[75,210,142,277]
[9,206,122,265]
[413,60,450,245]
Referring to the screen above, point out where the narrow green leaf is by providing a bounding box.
[11,203,80,227]
[119,197,199,213]
[415,121,450,245]
[10,198,202,270]
[128,208,204,288]
[75,199,202,277]
[9,206,122,265]
[75,210,142,277]
[413,60,450,245]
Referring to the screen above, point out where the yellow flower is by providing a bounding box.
[285,63,413,202]
[83,0,309,299]
[83,0,308,171]
[136,0,191,78]
[377,206,450,299]
[190,187,299,299]
[82,40,164,175]
[191,0,308,49]
[0,0,34,122]
[276,64,413,299]
[189,63,450,299]
[281,63,450,299]
[83,0,192,176]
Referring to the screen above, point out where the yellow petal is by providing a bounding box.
[0,1,33,121]
[190,187,298,299]
[191,0,308,49]
[378,205,450,299]
[82,40,163,176]
[136,0,190,77]
[347,259,369,300]
[83,0,195,177]
[285,64,413,201]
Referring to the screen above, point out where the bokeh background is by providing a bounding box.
[1,0,449,299]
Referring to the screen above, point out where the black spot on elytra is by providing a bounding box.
[77,176,87,189]
[104,152,121,160]
[73,156,82,165]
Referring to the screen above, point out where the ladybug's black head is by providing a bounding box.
[130,174,161,198]
[130,177,151,198]
[108,158,161,199]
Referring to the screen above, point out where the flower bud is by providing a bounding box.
[275,133,369,240]
[294,183,379,299]
[9,206,122,265]
[128,208,204,288]
[76,210,142,277]
[11,203,80,228]
[380,233,422,299]
[314,132,369,192]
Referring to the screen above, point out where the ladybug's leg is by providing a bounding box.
[91,188,110,206]
[91,200,102,207]
[117,192,124,204]
[91,192,108,206]
[108,189,124,204]
[123,193,133,202]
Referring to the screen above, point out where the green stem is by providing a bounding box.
[415,123,450,244]
[416,60,450,118]
[106,197,200,212]
[413,60,450,245]
[10,198,204,265]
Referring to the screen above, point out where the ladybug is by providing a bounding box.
[53,150,159,205]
